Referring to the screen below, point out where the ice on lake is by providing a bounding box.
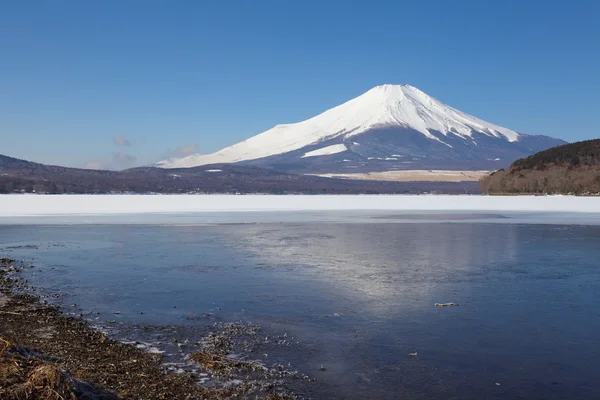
[2,195,600,398]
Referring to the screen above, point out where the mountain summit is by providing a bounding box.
[158,85,565,172]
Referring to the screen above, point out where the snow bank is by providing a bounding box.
[301,144,347,158]
[0,195,599,216]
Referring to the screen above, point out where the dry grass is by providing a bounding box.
[310,170,490,182]
[189,351,266,380]
[189,352,231,371]
[0,336,77,400]
[0,337,23,383]
[8,365,77,400]
[0,337,15,352]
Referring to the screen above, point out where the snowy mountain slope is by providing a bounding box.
[301,144,348,158]
[157,85,565,172]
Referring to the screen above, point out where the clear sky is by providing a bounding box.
[1,0,599,169]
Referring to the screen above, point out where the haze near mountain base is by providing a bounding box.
[158,85,565,174]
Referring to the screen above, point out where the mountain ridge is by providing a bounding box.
[0,153,479,194]
[158,84,565,172]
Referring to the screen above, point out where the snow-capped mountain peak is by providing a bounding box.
[157,85,562,170]
[351,84,520,143]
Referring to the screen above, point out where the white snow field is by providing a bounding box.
[301,144,348,158]
[0,195,599,217]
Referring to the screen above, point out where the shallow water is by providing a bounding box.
[1,214,600,399]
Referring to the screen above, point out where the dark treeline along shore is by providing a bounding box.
[481,139,600,195]
[0,154,478,195]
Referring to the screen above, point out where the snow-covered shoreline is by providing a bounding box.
[1,194,599,216]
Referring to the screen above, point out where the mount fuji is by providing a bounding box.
[157,85,565,173]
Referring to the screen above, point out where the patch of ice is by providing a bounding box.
[136,343,165,354]
[121,339,166,354]
[225,379,244,386]
[1,194,600,217]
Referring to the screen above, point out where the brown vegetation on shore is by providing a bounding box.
[481,139,600,195]
[0,258,297,399]
[1,336,83,400]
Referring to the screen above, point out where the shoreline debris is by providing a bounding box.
[2,259,301,399]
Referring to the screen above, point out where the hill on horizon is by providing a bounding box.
[0,153,479,195]
[480,139,600,195]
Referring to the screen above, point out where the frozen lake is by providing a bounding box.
[2,206,600,399]
[2,194,600,216]
[1,194,600,226]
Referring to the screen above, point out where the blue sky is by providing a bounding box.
[1,0,599,169]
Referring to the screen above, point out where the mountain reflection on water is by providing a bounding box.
[223,223,520,304]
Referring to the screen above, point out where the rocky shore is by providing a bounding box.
[0,258,297,400]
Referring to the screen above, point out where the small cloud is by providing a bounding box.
[83,161,106,170]
[158,143,200,161]
[113,135,133,147]
[175,143,199,157]
[113,152,137,166]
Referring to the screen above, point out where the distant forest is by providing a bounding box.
[0,154,479,195]
[481,139,600,195]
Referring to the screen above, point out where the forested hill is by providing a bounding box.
[481,139,600,195]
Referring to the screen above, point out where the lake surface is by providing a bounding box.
[1,213,600,399]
